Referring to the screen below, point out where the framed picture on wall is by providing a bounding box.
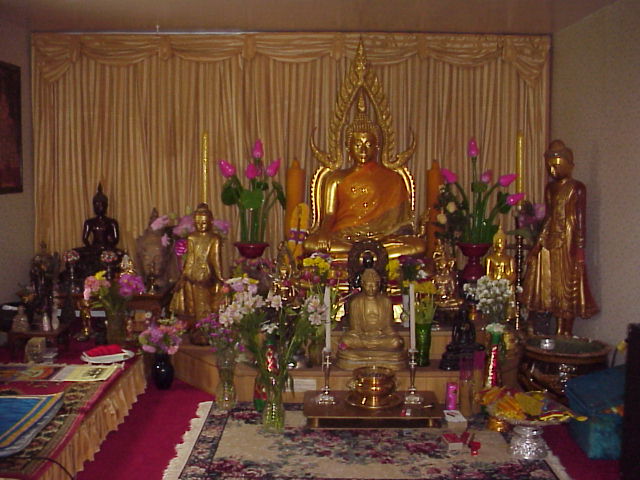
[0,60,22,194]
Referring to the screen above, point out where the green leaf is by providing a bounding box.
[471,181,487,193]
[239,189,264,209]
[272,181,286,208]
[255,181,269,191]
[221,182,240,205]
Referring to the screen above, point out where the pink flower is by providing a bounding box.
[150,214,170,231]
[245,162,262,180]
[441,168,458,184]
[506,193,526,206]
[213,219,230,235]
[161,234,170,247]
[467,137,479,158]
[498,173,517,187]
[251,139,264,159]
[534,203,546,220]
[480,169,493,184]
[172,214,194,238]
[266,158,281,177]
[218,159,236,178]
[174,238,188,256]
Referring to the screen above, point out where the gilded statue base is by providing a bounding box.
[336,351,407,372]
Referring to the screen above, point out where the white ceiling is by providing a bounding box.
[0,0,617,34]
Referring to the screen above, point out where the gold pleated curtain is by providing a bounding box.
[31,33,550,268]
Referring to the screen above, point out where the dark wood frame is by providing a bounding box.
[0,60,22,194]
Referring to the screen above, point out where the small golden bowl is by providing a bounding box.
[347,366,400,409]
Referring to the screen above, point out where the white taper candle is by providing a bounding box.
[409,282,416,350]
[324,286,331,352]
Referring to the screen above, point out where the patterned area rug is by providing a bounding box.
[164,402,567,480]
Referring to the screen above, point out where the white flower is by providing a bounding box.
[446,201,457,213]
[266,291,282,310]
[436,213,448,224]
[308,312,323,326]
[261,322,278,334]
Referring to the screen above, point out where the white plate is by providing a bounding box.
[81,349,134,364]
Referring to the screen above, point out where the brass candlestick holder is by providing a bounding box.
[314,348,336,405]
[404,348,423,405]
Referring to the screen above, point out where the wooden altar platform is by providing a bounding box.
[174,327,462,403]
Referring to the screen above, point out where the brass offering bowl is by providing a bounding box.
[346,366,402,409]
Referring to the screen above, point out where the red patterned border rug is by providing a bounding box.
[164,402,571,480]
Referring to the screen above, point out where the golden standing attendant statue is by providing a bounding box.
[170,203,225,327]
[304,41,426,260]
[522,140,599,335]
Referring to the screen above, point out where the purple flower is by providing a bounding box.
[499,173,517,187]
[218,159,236,178]
[534,203,546,220]
[161,233,170,247]
[480,169,493,184]
[213,219,230,235]
[142,344,156,353]
[251,139,264,159]
[441,168,458,184]
[245,162,261,180]
[118,274,145,297]
[507,192,526,206]
[467,137,479,158]
[265,158,281,177]
[174,238,188,256]
[150,214,170,231]
[173,214,194,237]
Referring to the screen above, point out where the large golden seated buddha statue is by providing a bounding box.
[303,42,426,262]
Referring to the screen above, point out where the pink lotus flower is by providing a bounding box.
[441,168,458,184]
[467,137,479,158]
[251,139,264,159]
[480,170,493,184]
[506,193,526,206]
[174,238,188,256]
[218,159,236,178]
[266,158,281,177]
[245,162,262,179]
[499,173,517,187]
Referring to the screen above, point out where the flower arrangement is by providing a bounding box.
[435,138,525,247]
[196,312,245,354]
[386,255,429,292]
[463,275,521,326]
[511,200,545,244]
[415,280,437,324]
[219,139,286,243]
[83,270,145,315]
[301,253,333,291]
[62,249,80,264]
[138,316,187,355]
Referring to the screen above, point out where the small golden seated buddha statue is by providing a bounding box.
[432,240,463,310]
[485,226,516,284]
[304,42,426,261]
[337,268,406,371]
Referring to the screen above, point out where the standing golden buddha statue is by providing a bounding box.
[337,268,406,371]
[170,203,225,327]
[522,140,599,336]
[304,41,426,261]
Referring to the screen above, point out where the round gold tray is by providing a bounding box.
[345,391,403,409]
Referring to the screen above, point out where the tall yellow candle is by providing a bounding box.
[516,130,524,195]
[201,131,209,205]
[426,159,443,258]
[285,158,306,236]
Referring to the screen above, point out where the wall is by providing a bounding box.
[0,17,33,304]
[552,0,640,349]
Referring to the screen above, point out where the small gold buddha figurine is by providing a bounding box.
[271,241,298,304]
[485,226,516,283]
[304,42,426,261]
[522,140,599,336]
[432,240,463,310]
[337,268,406,371]
[170,203,225,327]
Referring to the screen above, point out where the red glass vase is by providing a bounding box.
[234,242,269,259]
[457,242,491,283]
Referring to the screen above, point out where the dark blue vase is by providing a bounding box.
[152,353,174,390]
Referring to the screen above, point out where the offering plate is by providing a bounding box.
[347,366,399,409]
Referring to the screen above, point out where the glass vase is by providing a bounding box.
[106,310,127,346]
[152,353,174,390]
[483,330,504,388]
[215,349,237,410]
[261,381,285,433]
[415,322,433,366]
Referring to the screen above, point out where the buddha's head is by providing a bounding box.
[345,92,380,165]
[545,140,574,180]
[492,226,506,253]
[93,183,108,216]
[361,268,381,296]
[193,203,213,233]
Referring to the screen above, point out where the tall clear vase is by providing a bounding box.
[261,380,285,433]
[215,349,237,410]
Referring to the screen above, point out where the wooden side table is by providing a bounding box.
[8,322,72,360]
